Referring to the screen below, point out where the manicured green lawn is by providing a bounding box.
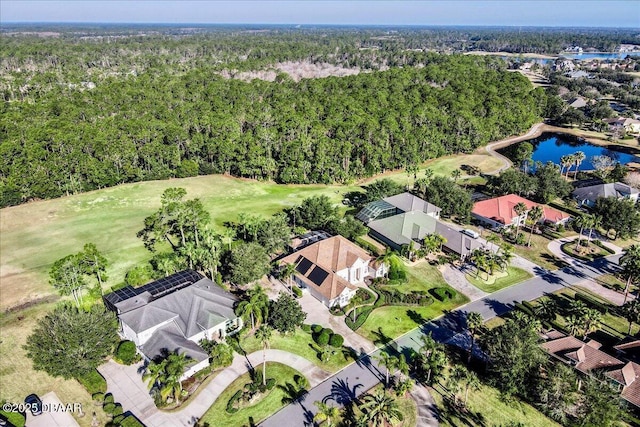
[200,363,304,427]
[486,230,570,271]
[0,410,25,427]
[0,174,362,310]
[466,266,532,293]
[359,262,469,342]
[239,328,351,373]
[431,381,560,427]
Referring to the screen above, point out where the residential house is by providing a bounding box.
[278,235,386,308]
[471,194,570,229]
[104,270,242,380]
[606,362,640,408]
[604,117,640,134]
[359,192,482,258]
[542,335,624,375]
[566,70,590,79]
[572,182,640,208]
[567,96,588,109]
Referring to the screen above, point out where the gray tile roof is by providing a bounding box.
[119,276,237,338]
[141,322,209,363]
[383,192,441,216]
[368,211,438,248]
[572,182,639,203]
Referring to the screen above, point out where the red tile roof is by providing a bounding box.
[607,362,640,407]
[472,194,570,226]
[542,335,623,375]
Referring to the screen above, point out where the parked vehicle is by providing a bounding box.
[461,229,480,239]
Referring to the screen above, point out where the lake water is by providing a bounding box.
[502,52,640,65]
[498,133,640,171]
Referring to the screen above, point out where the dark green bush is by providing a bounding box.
[113,403,123,416]
[104,393,114,404]
[116,340,138,365]
[430,287,452,302]
[266,378,276,390]
[226,390,242,413]
[301,323,312,333]
[575,292,610,313]
[316,332,330,346]
[92,392,105,402]
[77,369,107,394]
[514,302,535,316]
[322,328,334,336]
[118,415,146,427]
[311,324,324,334]
[329,334,344,348]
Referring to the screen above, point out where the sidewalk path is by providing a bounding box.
[484,122,544,174]
[410,383,439,427]
[100,349,331,427]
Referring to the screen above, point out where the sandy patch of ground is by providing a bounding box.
[219,61,361,82]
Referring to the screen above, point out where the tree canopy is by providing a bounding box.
[24,304,119,379]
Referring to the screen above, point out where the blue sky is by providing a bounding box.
[1,1,638,27]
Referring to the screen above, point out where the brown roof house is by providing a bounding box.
[542,334,623,375]
[278,235,386,308]
[606,362,640,408]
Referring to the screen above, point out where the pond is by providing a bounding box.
[498,132,640,171]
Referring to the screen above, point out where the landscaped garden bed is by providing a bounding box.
[560,240,613,262]
[466,266,532,293]
[201,363,307,427]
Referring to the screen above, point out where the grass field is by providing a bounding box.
[359,262,469,342]
[466,266,533,293]
[239,328,352,373]
[431,381,560,427]
[0,175,364,310]
[199,362,304,427]
[0,303,109,427]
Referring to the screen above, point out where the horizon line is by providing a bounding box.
[2,21,639,30]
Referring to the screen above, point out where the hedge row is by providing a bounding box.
[575,292,610,314]
[77,369,107,394]
[345,306,374,331]
[355,237,382,256]
[377,288,433,306]
[591,239,615,254]
[226,390,242,413]
[310,325,343,348]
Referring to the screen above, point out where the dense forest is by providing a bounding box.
[6,25,620,206]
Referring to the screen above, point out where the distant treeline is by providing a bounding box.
[0,53,543,207]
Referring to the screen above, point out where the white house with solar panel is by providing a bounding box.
[104,270,242,380]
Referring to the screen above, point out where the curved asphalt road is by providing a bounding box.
[260,253,621,427]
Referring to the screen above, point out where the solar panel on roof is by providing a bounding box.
[296,258,313,275]
[308,266,329,286]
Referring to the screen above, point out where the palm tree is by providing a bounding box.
[536,298,558,322]
[361,390,403,427]
[463,370,480,406]
[255,325,272,386]
[498,243,514,272]
[573,151,586,179]
[573,214,593,252]
[142,359,167,391]
[220,227,235,251]
[451,168,462,182]
[470,249,488,280]
[485,233,501,253]
[466,312,484,363]
[313,401,340,427]
[375,352,397,388]
[376,248,395,278]
[587,215,602,244]
[566,314,584,337]
[236,290,267,330]
[447,365,466,405]
[581,308,601,340]
[620,299,640,335]
[279,263,297,296]
[160,352,191,404]
[561,154,575,178]
[526,205,544,246]
[620,245,640,304]
[513,202,529,241]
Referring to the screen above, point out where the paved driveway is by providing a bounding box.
[298,293,376,353]
[24,392,81,427]
[98,361,159,421]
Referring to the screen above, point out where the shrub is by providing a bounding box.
[322,328,334,336]
[104,393,114,404]
[92,392,105,402]
[301,323,312,333]
[226,390,242,413]
[329,334,344,348]
[103,402,116,415]
[116,340,138,365]
[429,287,455,302]
[266,378,276,390]
[113,403,123,416]
[118,415,146,427]
[311,324,324,334]
[77,369,107,394]
[575,292,610,313]
[316,332,330,347]
[345,306,374,331]
[355,237,382,256]
[292,286,303,298]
